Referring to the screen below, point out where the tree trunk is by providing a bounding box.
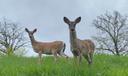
[115,42,120,56]
[7,47,14,55]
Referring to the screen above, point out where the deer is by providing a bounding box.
[63,17,95,64]
[25,28,68,63]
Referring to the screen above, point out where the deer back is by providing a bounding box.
[76,39,95,54]
[32,41,64,53]
[82,39,95,53]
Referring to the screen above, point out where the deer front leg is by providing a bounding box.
[38,52,42,64]
[72,50,79,64]
[73,55,77,65]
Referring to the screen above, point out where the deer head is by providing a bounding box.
[63,17,81,31]
[25,28,37,39]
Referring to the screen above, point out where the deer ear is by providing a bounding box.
[63,17,70,24]
[75,17,81,24]
[25,28,29,32]
[33,28,37,33]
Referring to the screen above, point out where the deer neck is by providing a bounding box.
[69,30,78,50]
[30,36,36,45]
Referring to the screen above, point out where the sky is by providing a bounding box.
[0,0,128,56]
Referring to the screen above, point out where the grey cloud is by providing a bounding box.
[0,0,128,56]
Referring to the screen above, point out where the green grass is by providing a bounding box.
[0,54,128,76]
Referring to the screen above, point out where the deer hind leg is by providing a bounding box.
[88,54,92,64]
[52,51,58,62]
[83,54,92,65]
[62,53,68,58]
[89,53,93,64]
[59,51,68,59]
[78,53,82,63]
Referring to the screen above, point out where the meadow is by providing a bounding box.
[0,54,128,76]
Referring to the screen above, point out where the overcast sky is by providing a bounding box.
[0,0,128,56]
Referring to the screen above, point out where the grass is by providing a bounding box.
[0,54,128,76]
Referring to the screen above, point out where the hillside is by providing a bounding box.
[0,55,128,76]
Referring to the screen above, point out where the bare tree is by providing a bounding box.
[0,18,28,55]
[93,11,128,56]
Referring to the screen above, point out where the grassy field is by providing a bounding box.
[0,55,128,76]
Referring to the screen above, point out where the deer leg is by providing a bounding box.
[87,54,92,64]
[73,55,78,64]
[78,53,82,63]
[38,52,42,64]
[53,52,58,62]
[72,51,79,64]
[89,53,93,64]
[83,54,92,65]
[59,52,69,59]
[64,53,69,59]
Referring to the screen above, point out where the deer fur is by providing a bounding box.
[25,28,68,63]
[63,17,95,64]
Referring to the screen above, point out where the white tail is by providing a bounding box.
[25,28,68,63]
[63,17,95,64]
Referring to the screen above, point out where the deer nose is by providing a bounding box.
[71,29,75,31]
[30,35,32,37]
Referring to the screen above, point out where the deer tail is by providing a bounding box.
[62,43,66,52]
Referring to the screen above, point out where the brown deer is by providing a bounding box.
[25,28,68,63]
[63,17,95,64]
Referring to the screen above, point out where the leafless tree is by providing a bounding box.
[93,11,128,56]
[0,18,28,55]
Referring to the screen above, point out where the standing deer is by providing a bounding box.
[63,17,95,64]
[25,28,68,63]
